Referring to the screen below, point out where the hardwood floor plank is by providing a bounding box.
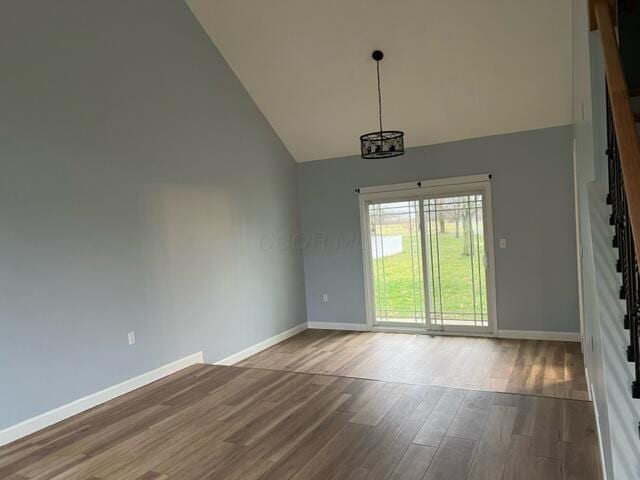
[289,422,373,480]
[344,384,437,470]
[465,405,516,480]
[365,408,433,480]
[350,383,407,426]
[413,388,465,447]
[563,442,601,480]
[530,396,564,459]
[208,455,273,480]
[258,411,352,480]
[345,415,407,472]
[511,395,536,437]
[223,381,324,446]
[258,377,354,463]
[155,438,239,479]
[446,390,494,442]
[422,436,477,480]
[526,456,562,480]
[341,466,370,480]
[388,444,436,480]
[15,452,85,479]
[565,353,589,401]
[563,399,598,445]
[135,471,168,480]
[411,386,447,422]
[501,434,532,480]
[338,379,385,414]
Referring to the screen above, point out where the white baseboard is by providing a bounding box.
[307,321,369,331]
[215,322,308,366]
[0,351,203,447]
[590,381,609,480]
[497,329,581,342]
[307,323,579,341]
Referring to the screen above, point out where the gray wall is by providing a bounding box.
[0,0,306,429]
[298,126,579,333]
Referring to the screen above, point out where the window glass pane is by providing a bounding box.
[423,194,488,327]
[369,200,425,325]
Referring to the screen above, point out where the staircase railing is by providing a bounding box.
[593,0,640,411]
[606,96,640,400]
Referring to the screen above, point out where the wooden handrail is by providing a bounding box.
[589,0,616,30]
[594,0,640,262]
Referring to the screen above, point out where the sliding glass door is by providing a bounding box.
[423,194,489,332]
[361,177,496,335]
[368,199,426,327]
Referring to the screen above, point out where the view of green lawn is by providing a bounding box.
[373,220,487,324]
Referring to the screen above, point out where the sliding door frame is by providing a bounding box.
[360,191,427,332]
[359,174,498,337]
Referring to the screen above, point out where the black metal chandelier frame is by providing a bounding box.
[360,50,405,159]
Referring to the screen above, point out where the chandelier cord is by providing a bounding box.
[376,60,383,137]
[359,50,404,159]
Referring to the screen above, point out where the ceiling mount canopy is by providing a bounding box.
[360,50,405,159]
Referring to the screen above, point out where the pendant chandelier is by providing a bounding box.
[360,50,405,159]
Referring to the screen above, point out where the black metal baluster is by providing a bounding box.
[634,260,640,398]
[605,88,640,401]
[632,256,640,398]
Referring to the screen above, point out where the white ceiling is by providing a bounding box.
[187,0,572,162]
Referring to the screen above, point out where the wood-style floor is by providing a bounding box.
[1,363,600,480]
[238,329,589,400]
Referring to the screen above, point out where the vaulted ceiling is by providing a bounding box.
[187,0,572,162]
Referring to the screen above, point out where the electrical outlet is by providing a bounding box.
[499,238,507,249]
[322,294,329,302]
[128,331,136,346]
